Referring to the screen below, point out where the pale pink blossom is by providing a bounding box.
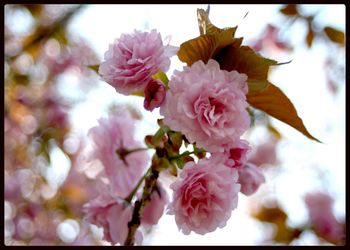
[99,29,177,95]
[251,24,292,54]
[88,111,149,198]
[160,59,250,153]
[304,192,345,244]
[248,134,279,166]
[42,38,98,77]
[238,163,265,196]
[143,79,166,111]
[168,156,240,235]
[141,183,169,226]
[83,193,135,245]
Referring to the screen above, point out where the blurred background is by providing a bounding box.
[4,4,345,245]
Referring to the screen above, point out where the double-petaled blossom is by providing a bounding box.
[237,163,265,196]
[220,139,251,169]
[168,156,240,235]
[88,111,149,198]
[160,59,250,153]
[99,29,177,95]
[83,191,142,245]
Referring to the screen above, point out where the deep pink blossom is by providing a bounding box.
[238,163,265,196]
[99,29,177,95]
[224,139,251,169]
[143,79,166,111]
[141,183,169,225]
[168,156,240,235]
[160,59,250,153]
[88,111,149,198]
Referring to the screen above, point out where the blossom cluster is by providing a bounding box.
[83,29,266,245]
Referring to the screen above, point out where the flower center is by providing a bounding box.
[203,97,225,126]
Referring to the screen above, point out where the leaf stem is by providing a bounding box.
[124,167,151,203]
[168,148,206,161]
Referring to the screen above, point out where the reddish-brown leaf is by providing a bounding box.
[197,7,224,35]
[324,26,345,45]
[177,27,237,66]
[216,45,277,80]
[247,83,320,142]
[306,22,314,48]
[279,4,299,16]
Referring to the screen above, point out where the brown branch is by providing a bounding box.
[124,168,159,246]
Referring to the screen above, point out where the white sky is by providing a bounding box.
[52,4,344,245]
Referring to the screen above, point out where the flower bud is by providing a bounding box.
[143,79,166,111]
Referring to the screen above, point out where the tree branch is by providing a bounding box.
[124,167,159,246]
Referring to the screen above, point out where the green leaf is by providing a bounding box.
[130,91,144,97]
[168,131,183,153]
[87,64,100,74]
[247,79,270,92]
[247,82,320,142]
[177,27,237,66]
[274,60,292,66]
[324,26,345,46]
[267,122,283,140]
[53,26,68,45]
[40,139,51,165]
[152,71,169,88]
[12,74,29,86]
[175,158,185,169]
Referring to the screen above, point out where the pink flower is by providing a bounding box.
[88,111,149,198]
[141,183,169,226]
[160,59,250,153]
[248,134,279,166]
[143,79,166,111]
[304,192,344,243]
[238,163,265,196]
[223,139,250,169]
[83,193,140,245]
[251,24,292,54]
[168,156,241,235]
[99,29,177,95]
